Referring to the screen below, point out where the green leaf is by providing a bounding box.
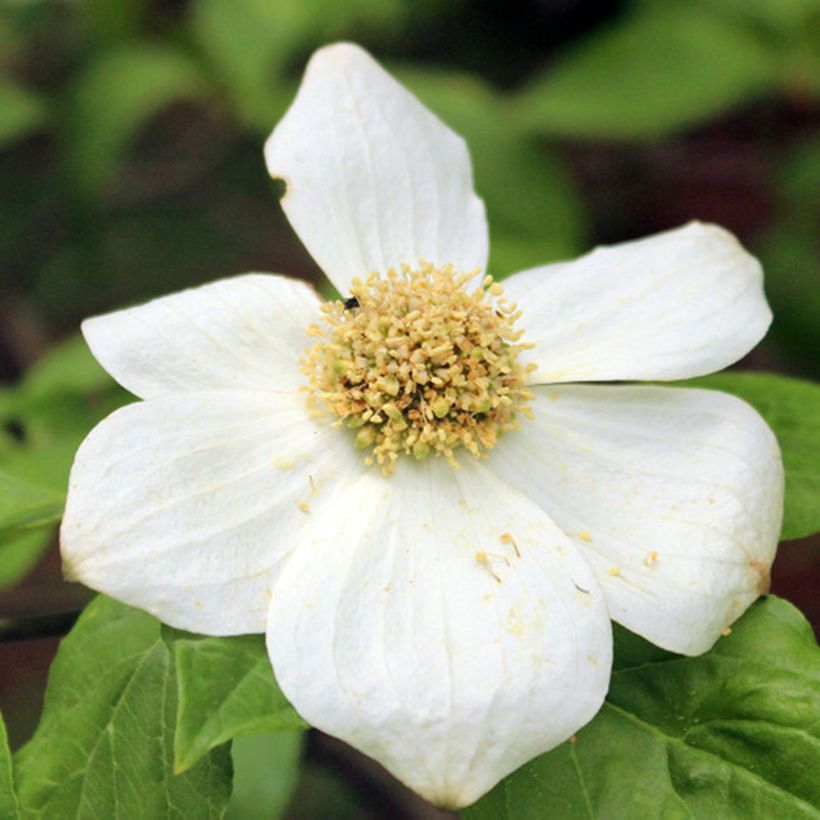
[465,596,820,818]
[81,0,150,43]
[397,67,585,271]
[777,137,820,216]
[63,43,207,197]
[13,597,232,817]
[760,224,820,378]
[226,732,303,819]
[688,372,820,541]
[516,5,777,140]
[0,79,46,148]
[0,470,63,535]
[610,620,677,673]
[758,138,820,377]
[0,334,126,454]
[22,334,113,400]
[0,712,18,820]
[0,450,84,590]
[190,0,409,131]
[0,438,78,587]
[689,0,820,36]
[0,528,52,591]
[188,0,296,131]
[173,633,306,772]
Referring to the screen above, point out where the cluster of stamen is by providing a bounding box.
[302,263,535,473]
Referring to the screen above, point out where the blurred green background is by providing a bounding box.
[0,0,817,816]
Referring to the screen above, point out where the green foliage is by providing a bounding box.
[0,79,46,148]
[81,0,150,43]
[189,0,415,132]
[63,43,208,197]
[515,5,777,140]
[13,597,233,818]
[0,530,52,592]
[226,732,304,820]
[0,714,18,820]
[173,633,306,772]
[686,0,820,95]
[0,472,63,536]
[21,335,116,400]
[465,596,820,817]
[758,138,820,377]
[693,0,820,34]
[188,0,295,131]
[0,458,62,586]
[689,372,820,541]
[761,222,820,377]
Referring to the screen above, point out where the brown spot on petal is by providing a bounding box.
[750,559,771,595]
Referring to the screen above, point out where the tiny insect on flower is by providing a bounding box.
[60,43,783,808]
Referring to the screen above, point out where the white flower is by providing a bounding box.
[60,43,783,808]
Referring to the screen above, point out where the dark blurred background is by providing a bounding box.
[0,0,817,816]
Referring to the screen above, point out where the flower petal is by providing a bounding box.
[266,457,611,808]
[60,390,364,635]
[82,274,320,399]
[503,222,771,383]
[488,384,783,655]
[264,43,488,294]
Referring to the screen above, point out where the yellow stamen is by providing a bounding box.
[302,263,533,472]
[500,532,521,557]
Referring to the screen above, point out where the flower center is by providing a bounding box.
[302,263,535,472]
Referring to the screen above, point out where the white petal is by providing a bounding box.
[266,457,611,808]
[82,273,320,399]
[265,43,488,294]
[60,391,364,635]
[488,384,783,655]
[504,222,772,383]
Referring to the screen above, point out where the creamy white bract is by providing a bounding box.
[60,43,784,808]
